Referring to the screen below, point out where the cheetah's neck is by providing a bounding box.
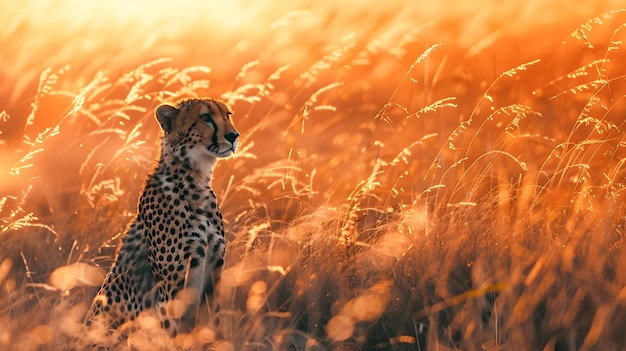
[159,140,217,183]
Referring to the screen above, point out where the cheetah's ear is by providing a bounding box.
[155,104,179,133]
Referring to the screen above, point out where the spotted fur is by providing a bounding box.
[84,98,239,338]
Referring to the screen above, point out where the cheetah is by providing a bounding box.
[84,98,239,339]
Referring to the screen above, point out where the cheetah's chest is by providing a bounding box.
[142,172,224,234]
[139,171,225,289]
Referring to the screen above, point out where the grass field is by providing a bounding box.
[2,0,626,349]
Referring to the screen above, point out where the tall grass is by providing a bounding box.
[2,0,626,349]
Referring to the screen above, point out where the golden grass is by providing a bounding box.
[2,0,626,349]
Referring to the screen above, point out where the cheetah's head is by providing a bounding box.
[156,98,240,161]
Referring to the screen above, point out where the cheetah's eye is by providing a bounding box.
[199,113,212,123]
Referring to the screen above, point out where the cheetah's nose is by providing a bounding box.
[225,132,239,144]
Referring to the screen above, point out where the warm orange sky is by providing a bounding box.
[2,0,624,160]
